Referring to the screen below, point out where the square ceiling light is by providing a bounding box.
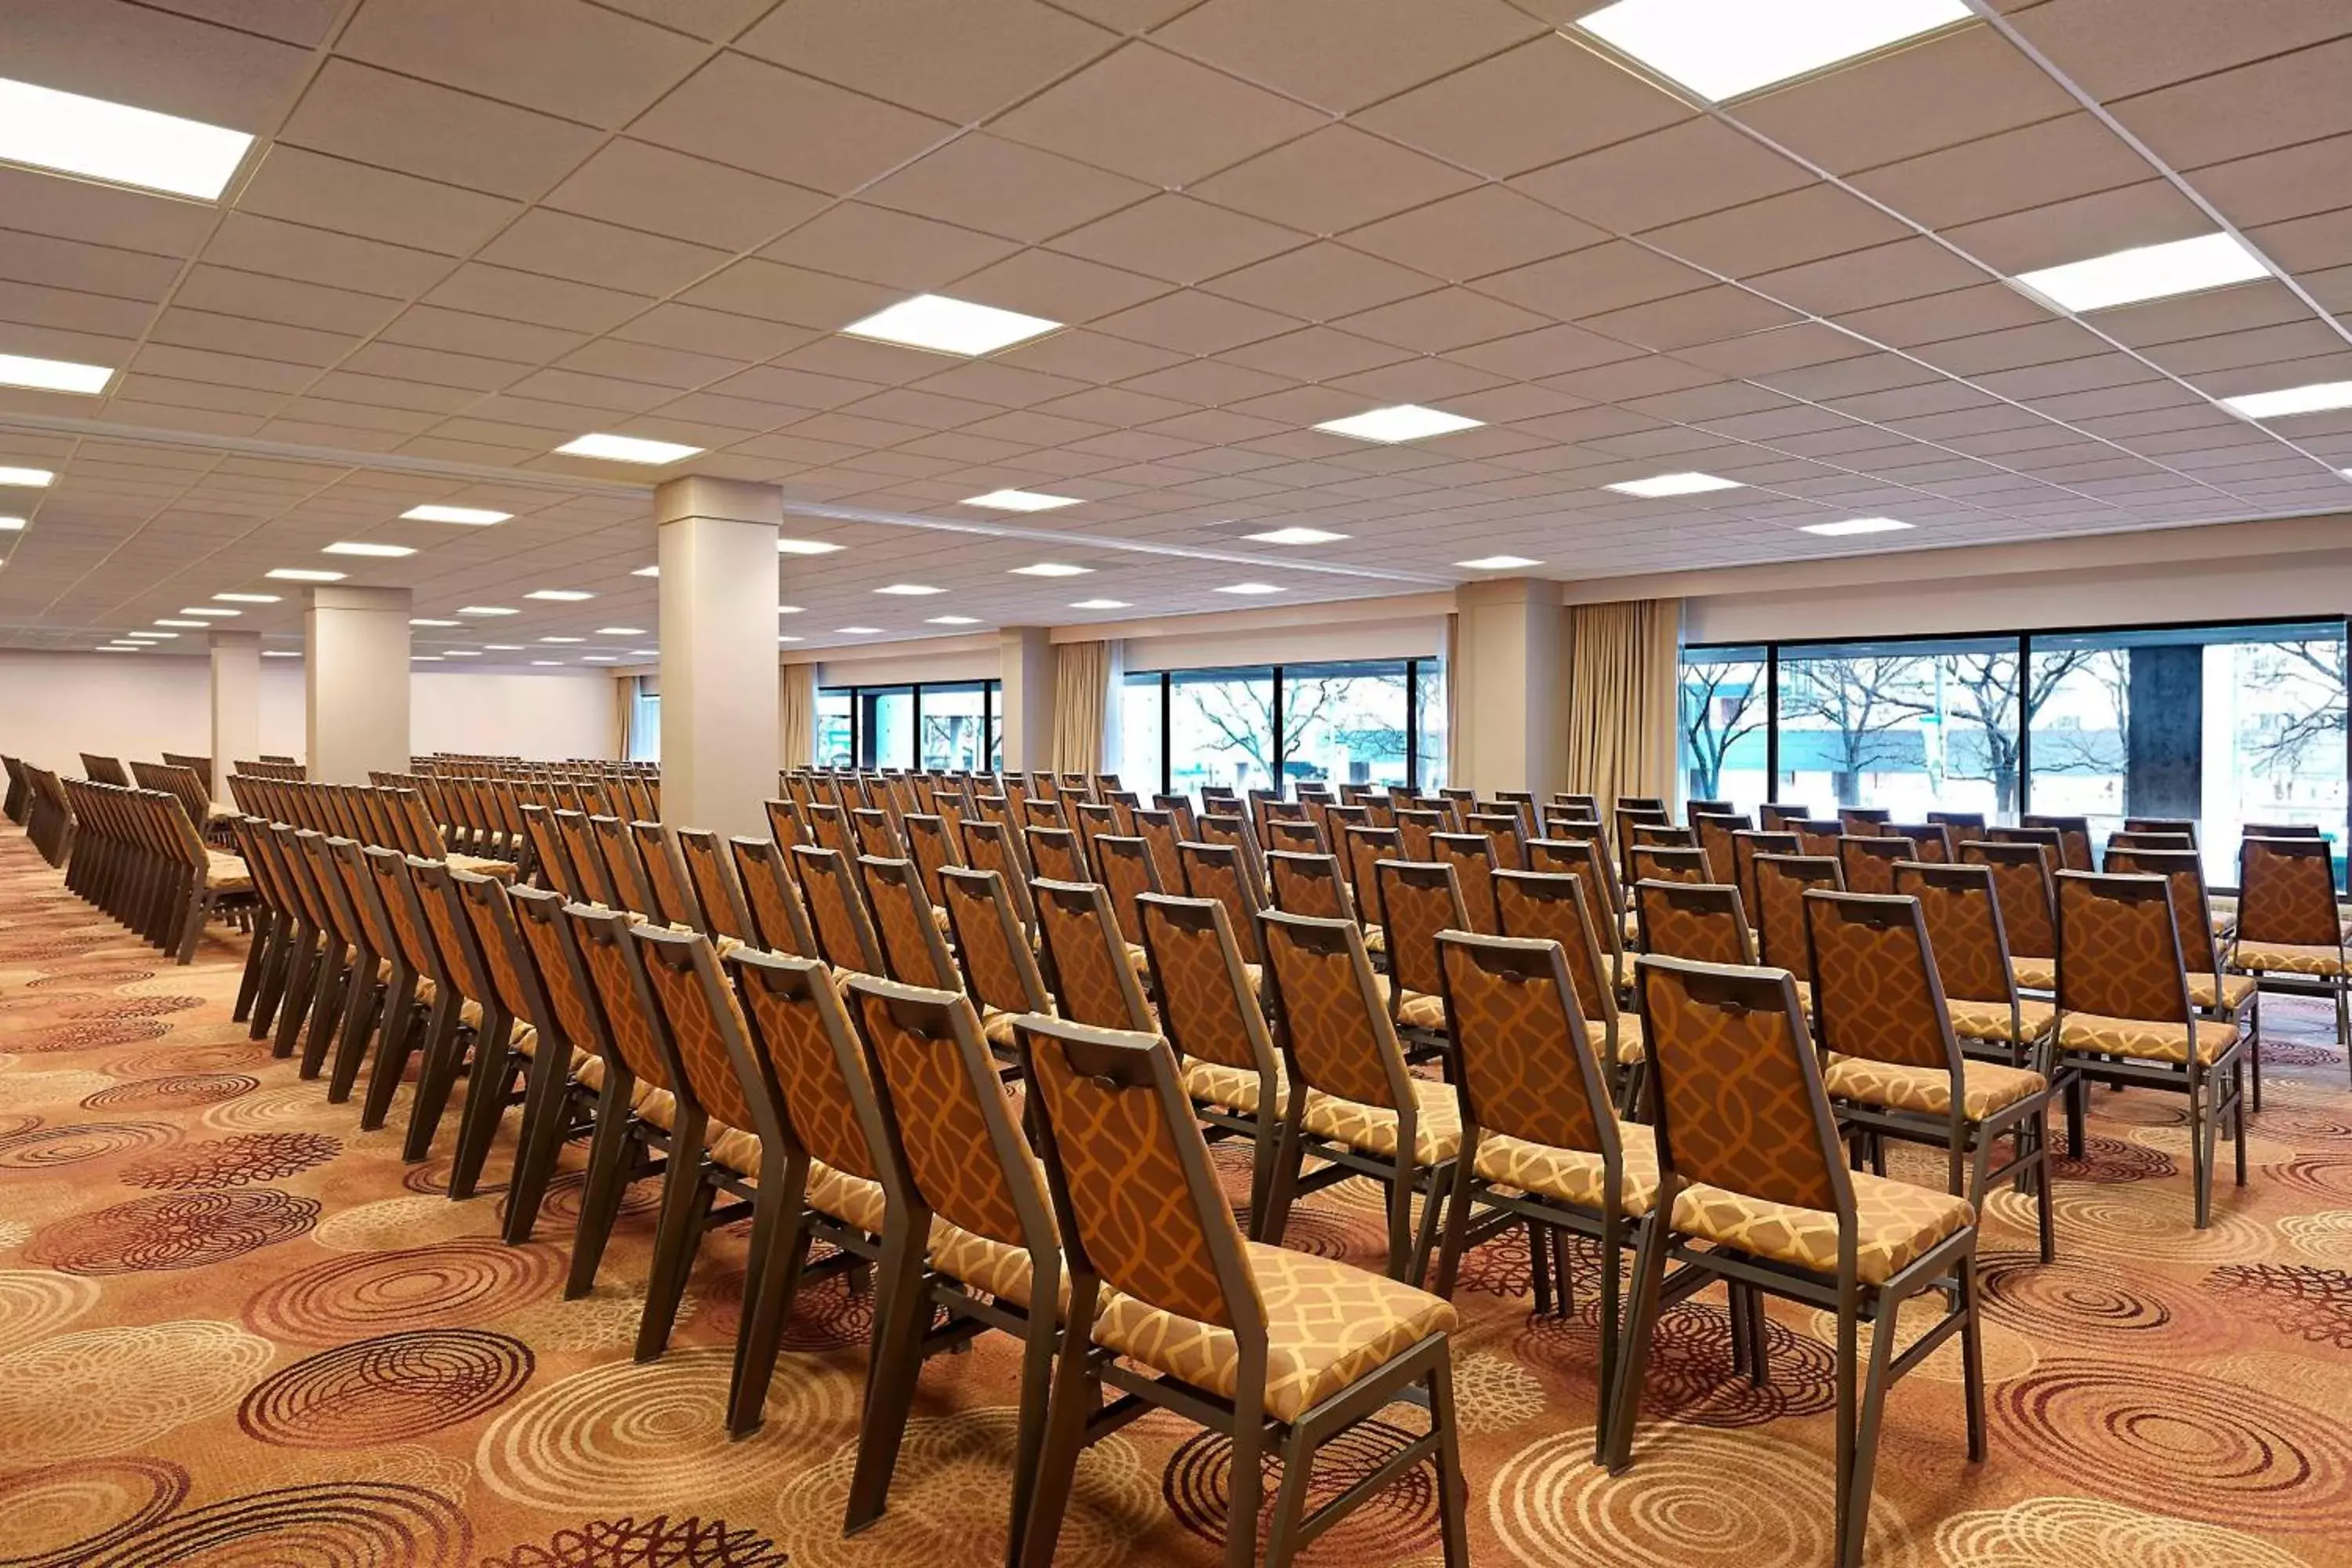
[555,433,703,464]
[2013,234,2269,313]
[927,615,982,626]
[525,589,594,601]
[595,626,648,636]
[1577,0,1973,101]
[0,75,254,199]
[1457,554,1543,570]
[410,618,460,627]
[0,352,112,394]
[1606,472,1742,498]
[1071,598,1131,610]
[874,583,944,595]
[1801,517,1914,536]
[1246,528,1350,545]
[964,489,1080,512]
[843,294,1061,357]
[1215,583,1283,596]
[324,541,414,557]
[836,626,882,634]
[179,607,238,617]
[459,605,517,615]
[1011,562,1091,577]
[212,593,279,603]
[0,517,22,532]
[0,466,52,487]
[777,538,844,555]
[267,568,344,582]
[1314,405,1483,443]
[402,504,511,524]
[2223,382,2352,419]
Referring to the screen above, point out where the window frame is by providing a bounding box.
[1122,655,1442,798]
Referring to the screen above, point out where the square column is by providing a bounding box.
[1450,578,1564,799]
[999,626,1054,773]
[658,476,780,838]
[208,630,261,803]
[306,586,412,783]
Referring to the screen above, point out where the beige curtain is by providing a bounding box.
[779,662,816,771]
[1051,640,1118,773]
[1563,598,1681,806]
[612,675,634,761]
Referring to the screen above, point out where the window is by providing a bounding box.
[815,680,1000,771]
[1283,659,1410,790]
[627,678,660,763]
[1118,672,1163,797]
[917,681,989,771]
[1416,659,1448,793]
[1171,666,1277,796]
[1679,644,1765,812]
[815,688,853,768]
[1118,657,1446,798]
[1773,636,2016,820]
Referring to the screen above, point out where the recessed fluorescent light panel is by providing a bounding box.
[1215,583,1283,596]
[1577,0,1973,102]
[1246,527,1350,546]
[0,76,254,199]
[261,649,299,658]
[524,589,593,601]
[594,626,648,636]
[459,606,516,616]
[445,650,481,657]
[777,538,844,555]
[1801,517,1915,536]
[778,635,803,643]
[874,583,944,596]
[926,615,982,626]
[1457,554,1544,570]
[0,517,22,532]
[1606,472,1742,498]
[778,604,804,615]
[485,644,525,651]
[154,619,205,628]
[179,608,237,617]
[964,489,1080,513]
[843,294,1062,357]
[409,619,460,627]
[836,626,882,635]
[2013,234,2269,313]
[1314,405,1483,444]
[266,568,343,582]
[554,433,703,465]
[0,466,52,487]
[2223,382,2352,420]
[1071,599,1131,610]
[532,660,562,666]
[633,565,660,577]
[212,593,278,603]
[0,352,113,394]
[1011,563,1091,578]
[539,636,583,644]
[402,504,511,525]
[324,541,415,557]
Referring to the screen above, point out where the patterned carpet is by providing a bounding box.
[3,828,2351,1566]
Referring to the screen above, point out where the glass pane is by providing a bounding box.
[1119,673,1163,796]
[1170,666,1276,797]
[1774,636,2018,819]
[629,690,660,763]
[1679,645,1767,814]
[1416,659,1447,792]
[2031,621,2348,884]
[816,688,853,769]
[917,681,987,771]
[1283,660,1409,790]
[864,686,914,770]
[987,681,1003,771]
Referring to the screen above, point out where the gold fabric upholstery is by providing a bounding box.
[447,853,519,881]
[573,1052,677,1132]
[2234,942,2351,978]
[931,1218,1057,1309]
[2010,956,2057,991]
[1820,1054,2048,1120]
[2188,972,2259,1010]
[1671,1170,1973,1287]
[1370,973,1446,1029]
[1181,1056,1285,1116]
[1300,1077,1462,1165]
[1583,1014,1646,1065]
[2057,1012,2239,1065]
[1945,996,2056,1045]
[204,851,252,892]
[1472,1121,1658,1215]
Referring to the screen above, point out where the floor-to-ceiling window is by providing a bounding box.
[1686,615,2350,885]
[815,680,1000,771]
[1119,657,1447,798]
[917,681,989,771]
[1283,659,1410,791]
[1170,666,1277,797]
[1119,672,1163,798]
[815,688,854,768]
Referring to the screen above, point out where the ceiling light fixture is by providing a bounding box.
[1577,0,1972,102]
[212,593,279,603]
[0,517,22,532]
[1606,472,1743,498]
[2222,382,2352,420]
[1801,517,1915,536]
[525,589,593,601]
[0,352,113,394]
[776,538,844,555]
[262,649,299,657]
[458,605,517,616]
[409,618,460,627]
[1070,598,1131,610]
[595,626,648,635]
[324,541,415,557]
[412,655,444,662]
[484,644,525,651]
[554,433,704,464]
[874,583,944,596]
[1246,527,1350,545]
[1314,405,1483,443]
[842,294,1062,357]
[401,504,511,524]
[445,650,481,657]
[539,636,584,644]
[154,619,205,628]
[964,489,1080,513]
[179,607,238,617]
[2013,233,2269,313]
[926,615,982,626]
[531,660,562,666]
[836,626,882,634]
[1011,562,1091,578]
[266,568,344,582]
[1214,583,1283,596]
[633,565,659,577]
[583,655,619,662]
[778,604,804,615]
[779,634,804,643]
[1457,554,1544,570]
[0,75,255,199]
[0,466,52,487]
[96,644,138,652]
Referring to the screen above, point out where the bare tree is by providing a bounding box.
[2026,648,2128,780]
[1681,655,1766,800]
[2243,638,2347,775]
[1922,648,2109,815]
[1778,655,1929,807]
[1174,673,1350,790]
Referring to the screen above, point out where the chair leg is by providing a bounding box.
[1258,1112,1305,1249]
[270,931,319,1058]
[633,1118,714,1362]
[1244,1105,1279,1241]
[1602,1210,1670,1472]
[362,985,437,1134]
[2190,1076,2212,1230]
[564,1086,640,1299]
[1836,1289,1899,1568]
[2234,1058,2249,1187]
[448,1033,520,1201]
[1222,1398,1265,1568]
[1594,1214,1626,1461]
[846,1221,931,1534]
[1427,1351,1472,1568]
[2033,1108,2055,1265]
[1004,1305,1060,1566]
[503,1047,581,1245]
[1259,1421,1319,1568]
[402,1011,474,1163]
[1015,1316,1098,1568]
[1958,1251,1987,1462]
[325,977,383,1106]
[1528,1222,1554,1317]
[1429,1165,1479,1301]
[727,1159,813,1439]
[1406,1160,1451,1288]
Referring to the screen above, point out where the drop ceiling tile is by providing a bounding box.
[1333,287,1553,353]
[2144,319,2352,377]
[1356,34,1690,178]
[280,60,602,202]
[950,249,1170,324]
[1450,322,1641,380]
[647,391,794,432]
[608,303,817,363]
[0,279,154,340]
[2249,206,2352,275]
[862,134,1155,243]
[2094,281,2310,348]
[1914,319,2112,377]
[906,360,1094,409]
[130,343,313,394]
[959,408,1113,446]
[633,53,956,194]
[993,42,1324,187]
[1974,353,2159,400]
[1761,352,1944,401]
[1849,113,2153,234]
[144,307,354,368]
[754,205,1015,294]
[1940,182,2216,276]
[993,328,1188,383]
[1327,358,1510,405]
[1675,323,1874,377]
[1581,285,1805,351]
[1153,0,1544,113]
[1748,238,1992,318]
[2111,34,2352,168]
[1343,187,1606,287]
[0,168,215,262]
[478,209,730,296]
[423,261,652,334]
[359,326,573,384]
[593,0,774,40]
[5,0,312,129]
[1047,194,1309,286]
[1477,241,1717,322]
[545,140,830,254]
[710,364,891,411]
[1091,291,1301,355]
[1222,326,1417,381]
[736,0,1116,122]
[1831,282,2051,349]
[501,368,673,415]
[337,0,706,126]
[1513,117,1815,234]
[677,259,899,331]
[1143,408,1292,445]
[1117,358,1295,406]
[203,213,459,300]
[2013,0,2352,102]
[1203,243,1437,320]
[1189,125,1481,235]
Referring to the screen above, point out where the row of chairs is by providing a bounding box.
[55,779,253,960]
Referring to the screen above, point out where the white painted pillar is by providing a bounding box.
[999,626,1054,772]
[208,630,261,803]
[657,476,780,838]
[1450,578,1565,799]
[306,585,412,783]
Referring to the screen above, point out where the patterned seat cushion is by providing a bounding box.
[1361,924,1387,956]
[1370,974,1446,1029]
[447,853,519,881]
[2233,942,2350,978]
[1671,1169,1973,1287]
[1582,1014,1646,1066]
[1472,1121,1658,1215]
[203,851,252,892]
[2009,956,2057,992]
[572,1052,677,1132]
[1945,996,2056,1044]
[703,1123,889,1236]
[1301,1078,1462,1166]
[931,1218,1060,1309]
[1820,1054,2048,1120]
[2057,1012,2238,1065]
[2188,972,2259,1011]
[978,1007,1025,1050]
[1181,1056,1284,1116]
[1089,1240,1456,1424]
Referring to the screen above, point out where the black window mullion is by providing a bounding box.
[1272,665,1286,798]
[2014,633,2031,821]
[1405,657,1421,793]
[1764,644,1780,804]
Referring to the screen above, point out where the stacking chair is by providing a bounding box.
[1430,831,1502,932]
[318,836,405,1105]
[1791,818,1845,858]
[1804,889,2055,1261]
[1015,1013,1468,1568]
[1529,835,1631,990]
[406,857,511,1176]
[1758,802,1813,830]
[1264,816,1327,856]
[1626,844,1709,886]
[1730,829,1800,920]
[357,846,460,1135]
[852,806,906,860]
[1431,931,1655,1453]
[938,866,1055,1054]
[591,815,659,916]
[1838,807,1891,836]
[1929,810,1987,837]
[1990,823,2066,872]
[2230,833,2350,1083]
[729,837,820,958]
[226,815,296,1034]
[1837,833,1918,896]
[848,854,954,989]
[1887,822,1953,862]
[630,820,706,931]
[790,845,887,977]
[962,818,1037,930]
[1463,811,1525,869]
[1635,878,1755,967]
[1131,808,1188,895]
[1033,878,1156,1032]
[1692,810,1750,883]
[1494,869,1644,1114]
[1180,840,1267,970]
[2107,829,2195,853]
[2106,847,2256,1089]
[1894,861,2058,1074]
[2021,813,2095,873]
[1610,956,1984,1568]
[2055,872,2249,1226]
[1962,840,2058,994]
[1023,824,1090,884]
[1138,892,1286,1231]
[1265,848,1356,927]
[1091,833,1160,948]
[1369,858,1466,1047]
[1260,910,1463,1284]
[674,827,757,944]
[555,809,617,906]
[1196,811,1265,894]
[1393,807,1446,862]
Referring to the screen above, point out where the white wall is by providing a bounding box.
[0,652,616,774]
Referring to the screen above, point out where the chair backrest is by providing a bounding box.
[2236,833,2343,949]
[1525,837,1624,956]
[1264,816,1327,857]
[2022,813,2095,873]
[851,806,906,861]
[1372,856,1470,1003]
[1837,833,1918,897]
[507,884,614,1073]
[1886,822,1952,862]
[1090,833,1160,946]
[1341,826,1402,909]
[673,827,754,942]
[726,946,894,1192]
[1463,811,1525,870]
[1750,852,1842,977]
[1758,802,1813,829]
[1265,848,1355,924]
[1430,832,1501,933]
[938,866,1053,1019]
[858,855,961,989]
[901,811,963,906]
[1493,869,1618,1026]
[1017,1016,1258,1335]
[960,818,1036,928]
[1138,892,1274,1077]
[789,845,887,976]
[1837,807,1890,836]
[2106,830,2194,853]
[1990,824,2065,872]
[1179,840,1265,966]
[1802,890,1962,1089]
[1790,818,1845,858]
[2123,816,2197,844]
[81,753,130,786]
[1392,807,1445,862]
[554,810,615,907]
[1627,844,1710,886]
[1637,955,1850,1218]
[1928,810,1987,835]
[630,820,704,931]
[1692,811,1750,883]
[803,801,857,858]
[1635,877,1754,966]
[1730,829,1801,916]
[2056,871,2192,1025]
[1130,808,1188,895]
[590,815,658,916]
[728,836,819,958]
[631,925,764,1137]
[1260,910,1412,1114]
[1195,811,1264,893]
[564,902,677,1091]
[1893,860,2015,1007]
[1033,877,1156,1032]
[450,869,554,1036]
[2103,846,2222,978]
[1960,840,2056,960]
[1438,931,1615,1163]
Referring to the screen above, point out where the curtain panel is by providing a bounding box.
[1563,598,1681,807]
[779,662,816,771]
[1051,640,1120,773]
